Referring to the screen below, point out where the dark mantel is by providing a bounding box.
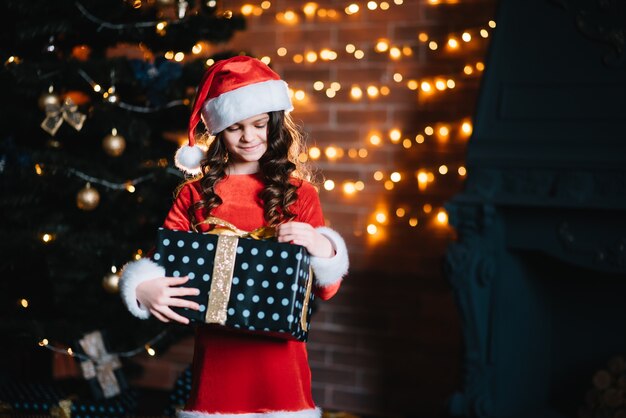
[444,0,626,417]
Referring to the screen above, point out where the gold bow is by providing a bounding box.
[77,331,122,399]
[193,216,313,332]
[41,98,87,136]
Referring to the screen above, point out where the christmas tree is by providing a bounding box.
[0,0,245,391]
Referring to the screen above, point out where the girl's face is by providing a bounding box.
[221,113,269,172]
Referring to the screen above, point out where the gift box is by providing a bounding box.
[153,219,315,342]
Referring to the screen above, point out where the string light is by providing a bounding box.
[324,180,335,190]
[20,299,29,308]
[367,224,378,235]
[309,147,321,159]
[409,217,418,227]
[436,209,448,225]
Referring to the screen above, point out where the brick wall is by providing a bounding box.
[131,1,497,416]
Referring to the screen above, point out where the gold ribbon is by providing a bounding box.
[41,98,87,136]
[195,216,313,332]
[77,331,122,399]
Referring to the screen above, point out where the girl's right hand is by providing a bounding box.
[136,276,200,324]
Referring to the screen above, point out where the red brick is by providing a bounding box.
[337,25,390,44]
[310,365,358,386]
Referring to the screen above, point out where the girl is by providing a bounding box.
[119,56,349,418]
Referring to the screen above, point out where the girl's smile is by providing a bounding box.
[222,113,269,174]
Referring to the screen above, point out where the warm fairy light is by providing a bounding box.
[293,90,305,100]
[393,73,403,82]
[417,171,429,190]
[375,40,390,53]
[207,0,217,6]
[156,21,167,32]
[350,86,363,100]
[309,147,321,159]
[458,166,467,176]
[42,233,54,243]
[464,65,474,75]
[380,1,390,10]
[298,152,308,163]
[480,29,489,38]
[324,180,335,190]
[428,41,438,50]
[67,348,74,356]
[423,203,433,213]
[358,148,368,158]
[93,84,102,92]
[396,208,406,217]
[375,212,387,223]
[418,33,429,42]
[367,1,378,10]
[325,146,338,159]
[415,134,425,144]
[384,180,394,190]
[241,4,254,15]
[390,172,401,182]
[461,121,473,135]
[320,49,338,60]
[305,51,318,63]
[343,182,356,195]
[330,82,341,91]
[394,0,403,3]
[447,38,459,49]
[420,81,432,92]
[462,32,472,42]
[39,339,49,347]
[369,133,382,145]
[367,224,378,235]
[438,126,450,137]
[476,62,485,71]
[146,346,156,356]
[126,183,136,193]
[174,52,184,62]
[424,126,434,135]
[313,81,324,91]
[206,58,215,66]
[277,47,287,56]
[436,210,448,225]
[367,85,379,98]
[35,164,43,175]
[380,86,390,95]
[402,138,412,148]
[348,148,358,158]
[261,1,271,9]
[283,10,298,23]
[402,46,413,56]
[447,79,456,88]
[165,51,174,60]
[373,171,384,181]
[192,43,203,54]
[435,79,446,91]
[261,56,271,65]
[409,217,418,227]
[355,181,365,191]
[326,89,336,98]
[407,80,419,90]
[303,2,318,17]
[427,172,435,182]
[428,0,440,4]
[345,3,360,14]
[389,47,402,59]
[293,54,304,64]
[439,165,448,174]
[345,43,356,53]
[20,299,29,308]
[389,129,402,142]
[489,20,496,28]
[354,50,365,59]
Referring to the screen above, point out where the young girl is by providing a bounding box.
[119,56,349,418]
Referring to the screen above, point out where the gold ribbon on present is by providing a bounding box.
[41,97,87,136]
[192,217,313,330]
[77,331,123,399]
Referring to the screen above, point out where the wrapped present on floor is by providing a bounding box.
[154,217,315,342]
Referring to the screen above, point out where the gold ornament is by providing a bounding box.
[102,272,120,293]
[76,183,100,211]
[102,128,126,157]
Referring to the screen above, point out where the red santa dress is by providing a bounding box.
[119,173,349,418]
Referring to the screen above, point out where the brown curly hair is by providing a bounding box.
[186,111,312,227]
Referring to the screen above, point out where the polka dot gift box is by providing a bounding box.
[154,227,315,342]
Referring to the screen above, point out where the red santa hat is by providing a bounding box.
[175,56,294,175]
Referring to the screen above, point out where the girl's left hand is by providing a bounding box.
[276,222,334,258]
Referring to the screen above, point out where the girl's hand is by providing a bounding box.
[277,222,335,258]
[136,276,200,324]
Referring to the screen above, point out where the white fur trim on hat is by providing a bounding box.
[174,144,207,176]
[201,79,293,134]
[310,227,349,287]
[178,407,321,418]
[119,258,165,319]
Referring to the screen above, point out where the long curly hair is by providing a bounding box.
[186,111,312,227]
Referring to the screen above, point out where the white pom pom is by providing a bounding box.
[174,144,206,175]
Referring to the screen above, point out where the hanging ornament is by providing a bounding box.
[76,183,100,211]
[102,128,126,157]
[177,0,189,18]
[40,86,87,136]
[76,331,125,399]
[102,271,120,294]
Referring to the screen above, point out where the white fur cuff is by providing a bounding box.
[178,408,321,418]
[310,227,349,287]
[119,258,165,319]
